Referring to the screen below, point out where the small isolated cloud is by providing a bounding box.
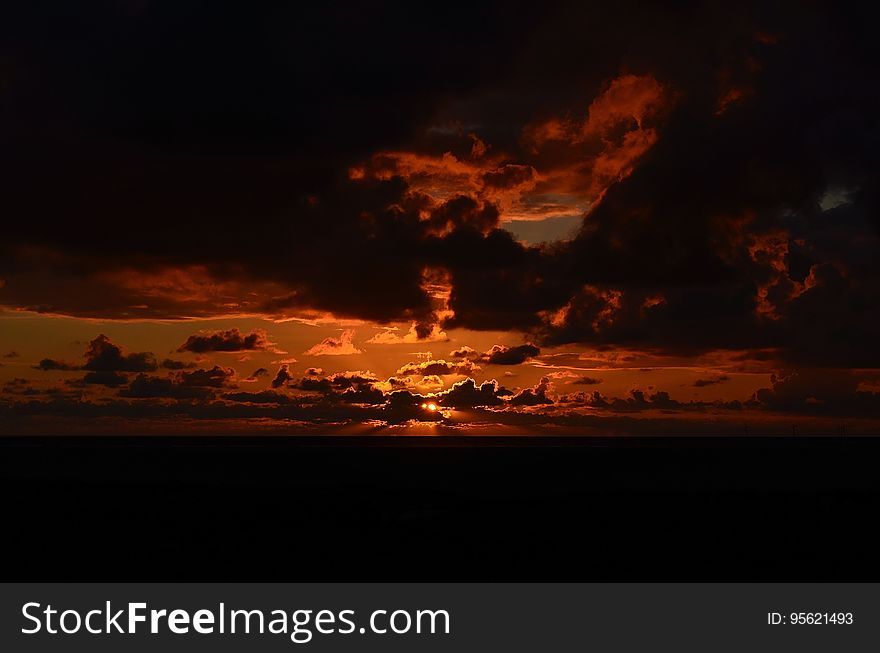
[242,368,269,382]
[177,366,236,388]
[367,323,448,344]
[693,374,731,387]
[572,375,603,385]
[34,358,80,371]
[449,346,478,359]
[271,364,294,389]
[416,375,444,393]
[547,370,578,380]
[3,351,19,359]
[304,329,363,356]
[482,343,540,365]
[177,328,277,354]
[410,351,434,360]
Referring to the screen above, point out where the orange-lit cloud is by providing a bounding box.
[523,74,671,205]
[303,329,363,356]
[367,322,449,344]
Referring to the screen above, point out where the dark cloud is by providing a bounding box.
[425,195,499,236]
[572,376,603,385]
[160,358,197,370]
[480,164,537,190]
[749,370,880,417]
[83,334,157,372]
[508,377,554,406]
[177,328,272,353]
[222,390,292,405]
[337,386,386,405]
[1,0,879,423]
[243,367,269,382]
[178,366,235,388]
[693,375,731,387]
[3,364,878,432]
[561,388,744,414]
[2,378,39,396]
[34,359,80,372]
[270,364,294,389]
[82,371,129,387]
[3,351,19,359]
[112,365,235,399]
[3,393,868,435]
[378,391,442,423]
[437,378,509,408]
[481,343,540,365]
[120,374,214,400]
[292,371,380,397]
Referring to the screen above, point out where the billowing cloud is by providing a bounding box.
[83,335,157,372]
[111,365,236,399]
[508,377,554,406]
[437,378,510,408]
[34,335,157,374]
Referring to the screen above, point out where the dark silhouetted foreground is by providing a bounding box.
[1,436,878,580]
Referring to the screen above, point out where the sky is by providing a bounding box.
[1,0,879,434]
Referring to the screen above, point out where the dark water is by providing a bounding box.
[2,436,877,580]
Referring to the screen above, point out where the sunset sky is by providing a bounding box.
[2,1,879,434]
